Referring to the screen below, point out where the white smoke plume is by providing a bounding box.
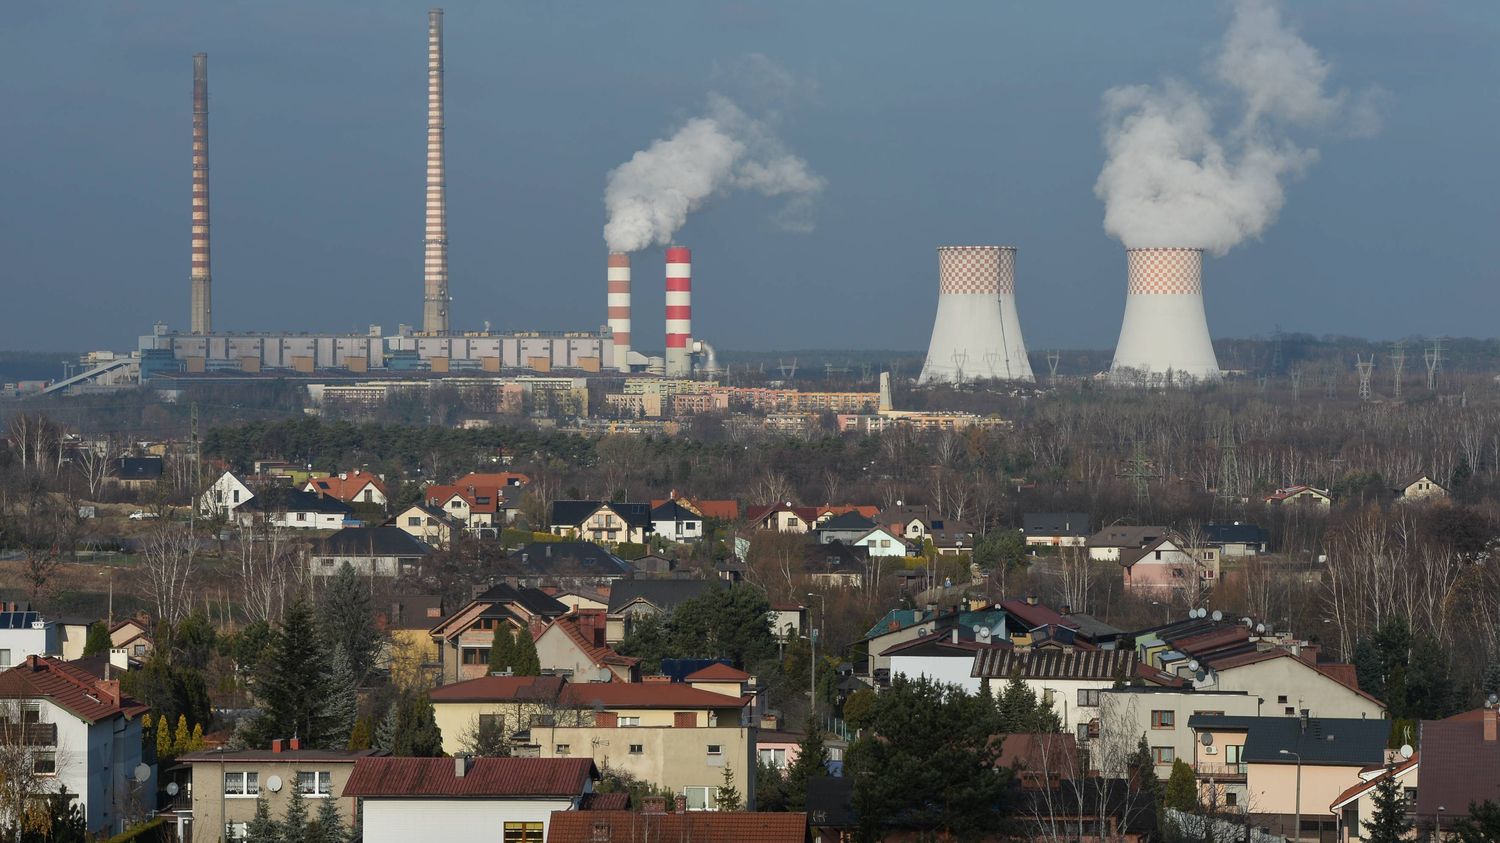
[603,93,824,253]
[1095,0,1382,256]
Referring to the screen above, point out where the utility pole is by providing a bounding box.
[805,593,826,726]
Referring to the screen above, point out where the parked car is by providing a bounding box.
[128,510,159,521]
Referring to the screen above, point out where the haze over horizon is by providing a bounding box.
[2,2,1496,354]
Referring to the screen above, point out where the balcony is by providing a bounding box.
[1194,761,1247,781]
[0,722,58,746]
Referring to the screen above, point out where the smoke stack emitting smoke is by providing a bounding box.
[603,93,823,253]
[1095,0,1381,256]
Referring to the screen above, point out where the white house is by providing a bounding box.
[0,609,58,667]
[342,756,596,843]
[651,500,704,543]
[308,527,431,578]
[853,526,910,557]
[235,488,353,531]
[1096,687,1260,776]
[970,648,1176,735]
[199,471,254,517]
[1200,650,1386,720]
[0,656,153,837]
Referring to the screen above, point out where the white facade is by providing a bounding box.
[16,698,152,836]
[854,527,908,557]
[359,797,579,843]
[238,509,347,531]
[0,623,57,666]
[200,471,253,516]
[920,246,1034,383]
[653,515,703,543]
[1204,654,1385,720]
[888,649,978,691]
[1096,688,1260,777]
[1110,248,1220,384]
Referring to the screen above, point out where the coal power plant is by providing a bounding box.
[919,246,1033,384]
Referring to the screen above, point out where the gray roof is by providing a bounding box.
[1203,523,1268,545]
[1187,715,1390,766]
[1023,512,1091,536]
[972,649,1146,681]
[515,541,634,578]
[607,579,712,614]
[819,511,877,532]
[245,487,353,515]
[314,526,430,557]
[112,456,164,481]
[1087,525,1167,548]
[1064,613,1123,639]
[549,500,652,529]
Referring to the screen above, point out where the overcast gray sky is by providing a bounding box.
[2,1,1496,353]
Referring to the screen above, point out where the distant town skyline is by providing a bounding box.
[2,1,1496,353]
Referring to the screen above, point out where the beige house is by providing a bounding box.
[178,744,380,841]
[1097,687,1260,778]
[1265,485,1333,508]
[1329,754,1419,842]
[428,584,568,684]
[109,618,153,659]
[549,501,653,545]
[1394,474,1448,502]
[533,612,639,683]
[1204,650,1386,720]
[391,503,457,548]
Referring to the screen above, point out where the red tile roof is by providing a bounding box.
[1416,709,1500,818]
[559,683,747,711]
[428,674,566,703]
[649,498,740,521]
[181,748,381,763]
[1000,599,1080,631]
[546,811,806,843]
[305,471,388,503]
[0,656,149,723]
[344,757,595,798]
[1329,753,1418,811]
[549,614,639,669]
[425,483,506,514]
[683,663,750,683]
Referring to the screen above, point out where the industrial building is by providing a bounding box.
[1110,247,1221,384]
[919,246,1034,383]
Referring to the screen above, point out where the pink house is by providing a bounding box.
[1119,536,1218,592]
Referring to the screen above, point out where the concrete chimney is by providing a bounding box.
[1484,708,1496,742]
[664,247,692,377]
[190,53,212,335]
[1110,248,1220,384]
[878,371,893,413]
[608,252,632,372]
[919,246,1034,383]
[421,8,449,334]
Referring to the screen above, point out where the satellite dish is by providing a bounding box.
[977,628,992,640]
[1195,670,1207,682]
[1200,732,1214,747]
[1399,744,1414,759]
[166,782,180,797]
[1488,693,1498,707]
[133,763,150,784]
[1255,623,1266,634]
[1242,617,1252,627]
[917,628,929,637]
[1188,659,1200,672]
[1211,610,1223,622]
[1192,608,1203,619]
[266,775,283,793]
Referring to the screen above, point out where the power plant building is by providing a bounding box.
[1109,248,1221,383]
[919,246,1034,383]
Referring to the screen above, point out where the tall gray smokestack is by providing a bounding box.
[190,53,212,335]
[421,8,449,334]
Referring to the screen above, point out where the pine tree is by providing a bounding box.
[1164,758,1197,812]
[310,791,347,843]
[317,561,380,683]
[374,700,398,753]
[173,714,191,756]
[385,691,445,757]
[246,795,283,843]
[320,644,360,747]
[487,626,516,674]
[785,726,829,811]
[251,600,335,748]
[348,717,372,751]
[512,626,541,677]
[282,779,310,843]
[155,714,172,761]
[714,764,743,811]
[1483,662,1500,700]
[1362,766,1412,843]
[1131,736,1164,808]
[83,621,112,657]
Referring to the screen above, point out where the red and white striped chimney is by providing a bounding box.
[664,247,692,377]
[608,252,631,372]
[189,53,212,335]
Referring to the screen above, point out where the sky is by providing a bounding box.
[1,1,1497,353]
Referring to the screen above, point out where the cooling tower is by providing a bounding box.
[608,252,631,372]
[190,53,211,335]
[664,247,692,377]
[918,246,1034,383]
[421,8,449,334]
[1109,248,1220,383]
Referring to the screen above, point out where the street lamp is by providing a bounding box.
[806,593,827,725]
[1279,749,1302,843]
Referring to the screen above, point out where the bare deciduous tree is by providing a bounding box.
[139,521,198,627]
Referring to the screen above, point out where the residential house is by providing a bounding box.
[534,612,640,682]
[1097,687,1260,777]
[429,675,571,743]
[390,502,459,548]
[514,541,635,590]
[545,588,610,613]
[803,541,873,589]
[860,604,1009,683]
[429,584,570,684]
[1394,473,1449,502]
[970,649,1180,734]
[811,504,881,525]
[1413,706,1500,833]
[769,604,805,641]
[651,500,704,543]
[853,526,911,558]
[745,504,818,534]
[1022,512,1092,548]
[109,618,153,660]
[384,596,444,689]
[0,656,153,836]
[547,810,807,841]
[309,526,431,578]
[53,616,95,661]
[1000,598,1120,649]
[877,505,973,555]
[1086,525,1167,562]
[1188,715,1391,840]
[453,471,530,490]
[344,756,596,843]
[1329,753,1419,843]
[814,511,878,545]
[424,483,508,537]
[1202,650,1385,720]
[1202,522,1269,558]
[304,469,389,507]
[199,470,254,517]
[1265,485,1333,508]
[649,497,738,524]
[605,581,712,644]
[235,487,353,530]
[0,609,58,666]
[178,742,380,843]
[548,501,653,545]
[884,631,1011,690]
[106,456,164,491]
[1119,535,1219,592]
[629,554,676,578]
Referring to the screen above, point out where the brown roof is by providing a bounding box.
[559,683,748,711]
[549,614,639,669]
[1416,709,1500,818]
[683,663,750,682]
[305,471,388,503]
[580,791,629,810]
[1330,753,1419,811]
[453,471,531,488]
[0,656,150,723]
[181,748,382,763]
[344,757,595,798]
[971,649,1162,683]
[546,811,806,843]
[1212,650,1385,707]
[425,483,505,514]
[428,674,566,703]
[999,733,1080,773]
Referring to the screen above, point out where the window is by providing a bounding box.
[451,500,463,509]
[1277,695,1288,704]
[296,512,307,522]
[0,650,9,668]
[1151,710,1176,729]
[759,748,787,768]
[1225,745,1243,764]
[32,752,56,775]
[1193,710,1224,718]
[224,771,259,797]
[683,786,712,811]
[503,823,544,843]
[462,648,491,665]
[232,489,241,503]
[1285,707,1296,716]
[1404,788,1418,807]
[706,744,722,756]
[556,744,571,755]
[1226,792,1238,807]
[1152,746,1174,765]
[1077,689,1101,708]
[363,490,373,502]
[296,771,333,796]
[619,716,640,727]
[629,744,644,755]
[408,516,422,526]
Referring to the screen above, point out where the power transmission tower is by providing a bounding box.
[1389,341,1406,401]
[951,350,969,383]
[1118,444,1159,508]
[983,350,1001,379]
[1356,355,1375,401]
[1324,364,1337,399]
[1046,351,1061,380]
[1290,367,1302,402]
[1256,375,1268,395]
[1425,337,1444,390]
[1217,418,1241,504]
[860,362,873,383]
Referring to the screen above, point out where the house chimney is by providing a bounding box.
[94,679,121,708]
[289,737,302,750]
[642,796,667,815]
[1300,710,1310,734]
[674,794,688,814]
[455,755,471,777]
[1060,604,1072,615]
[1026,594,1039,606]
[272,738,284,752]
[950,627,959,644]
[1485,708,1497,742]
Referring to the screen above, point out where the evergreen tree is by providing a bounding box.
[785,726,829,812]
[250,600,336,748]
[614,613,670,674]
[189,723,205,752]
[318,562,381,683]
[321,644,360,747]
[281,780,310,843]
[173,715,191,756]
[487,626,516,674]
[348,716,372,751]
[374,700,398,753]
[1362,766,1412,843]
[714,764,743,812]
[460,715,509,757]
[1452,800,1500,843]
[155,714,172,761]
[1164,759,1197,812]
[1131,736,1164,813]
[511,627,541,677]
[310,791,348,843]
[1483,662,1500,701]
[755,760,789,812]
[82,621,112,657]
[1405,634,1456,720]
[384,691,444,757]
[245,795,283,843]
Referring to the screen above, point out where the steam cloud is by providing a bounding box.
[1095,0,1382,255]
[604,93,824,253]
